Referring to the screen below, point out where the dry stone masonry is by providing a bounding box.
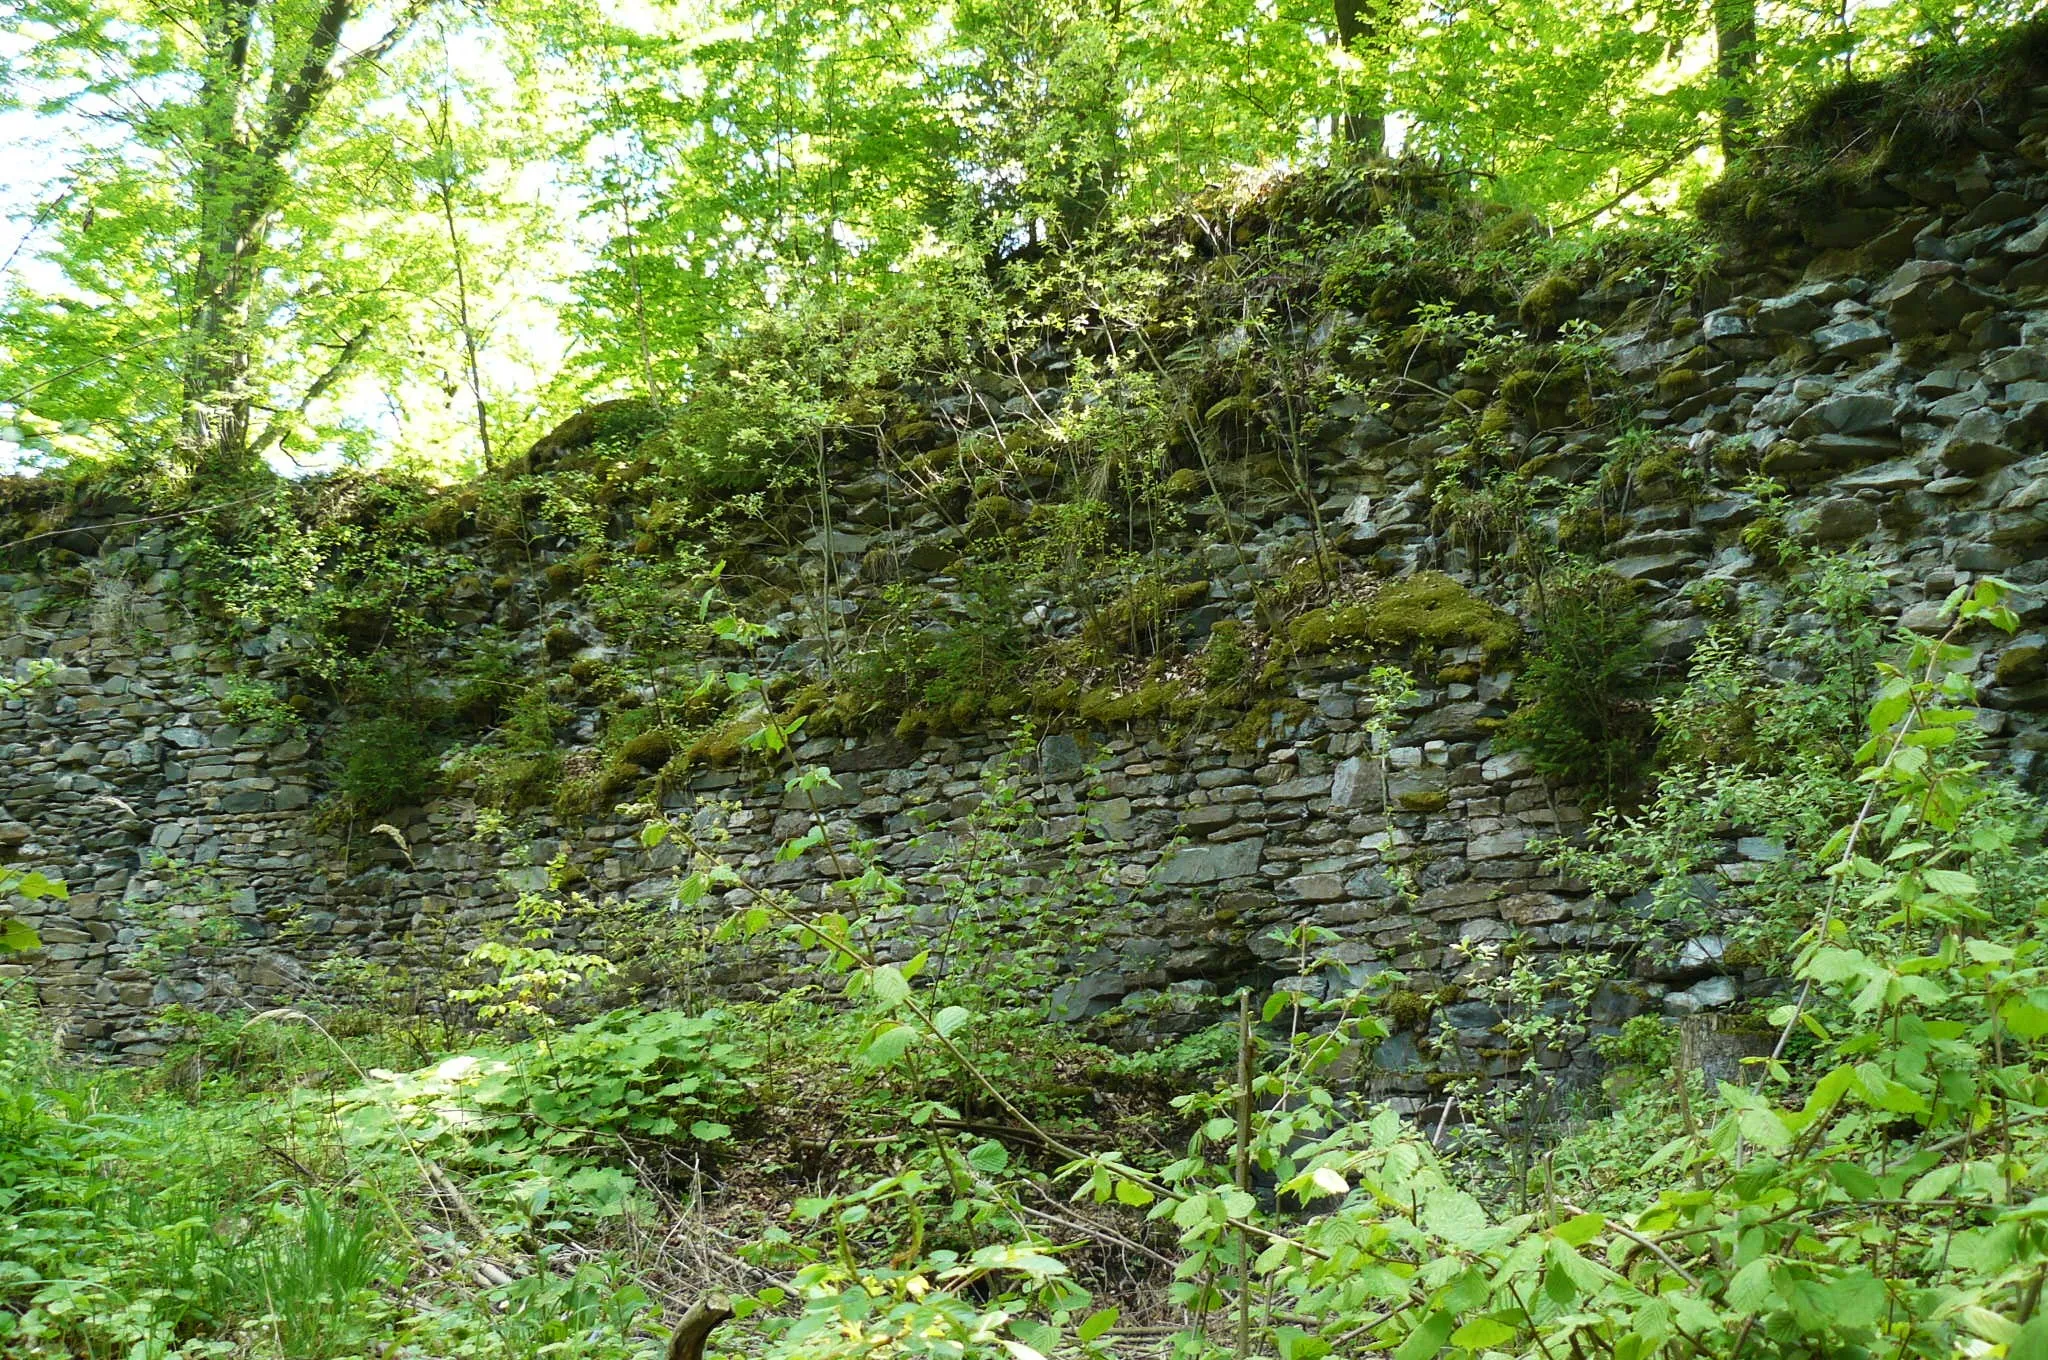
[10,92,2048,1098]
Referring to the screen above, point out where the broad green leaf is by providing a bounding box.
[1554,1212,1603,1246]
[859,1022,917,1067]
[1273,1326,1330,1360]
[1451,1317,1517,1350]
[15,871,65,900]
[1727,1258,1773,1314]
[1392,1310,1455,1360]
[869,964,911,1007]
[1078,1309,1118,1345]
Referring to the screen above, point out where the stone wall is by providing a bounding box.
[9,94,2048,1084]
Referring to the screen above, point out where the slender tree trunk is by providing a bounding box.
[1714,0,1757,156]
[181,195,264,475]
[181,0,262,476]
[175,0,419,480]
[431,92,492,465]
[1332,0,1388,157]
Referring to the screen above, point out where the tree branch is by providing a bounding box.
[249,323,372,459]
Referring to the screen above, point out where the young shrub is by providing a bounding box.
[1498,565,1654,800]
[328,710,437,815]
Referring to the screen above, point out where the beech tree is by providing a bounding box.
[1,0,451,478]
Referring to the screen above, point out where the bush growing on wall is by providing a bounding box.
[1498,564,1654,799]
[329,711,438,816]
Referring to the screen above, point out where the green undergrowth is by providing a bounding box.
[1698,17,2048,249]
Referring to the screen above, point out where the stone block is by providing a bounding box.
[1150,838,1264,886]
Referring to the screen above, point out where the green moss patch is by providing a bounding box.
[1288,572,1517,659]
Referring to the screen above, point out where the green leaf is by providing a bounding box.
[2001,992,2048,1040]
[1450,1317,1517,1350]
[1392,1310,1455,1360]
[2011,1313,2048,1360]
[1554,1212,1603,1246]
[1113,1178,1154,1208]
[689,1120,731,1142]
[640,823,669,848]
[1421,1188,1490,1244]
[1922,868,1978,897]
[933,1005,972,1038]
[1308,1166,1350,1197]
[1727,1258,1773,1315]
[1172,1193,1217,1231]
[969,1244,1068,1277]
[0,916,39,953]
[14,871,64,901]
[1078,1309,1118,1345]
[1819,1270,1887,1330]
[1010,1320,1059,1356]
[1273,1326,1329,1360]
[859,1022,917,1067]
[869,964,910,1007]
[967,1139,1010,1174]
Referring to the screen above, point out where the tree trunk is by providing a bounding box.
[1332,0,1387,156]
[1714,0,1757,156]
[175,0,397,480]
[181,194,264,476]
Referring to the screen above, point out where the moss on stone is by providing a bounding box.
[1996,643,2046,687]
[616,729,675,771]
[1396,789,1450,812]
[1517,272,1578,330]
[1160,466,1209,500]
[1655,367,1707,405]
[683,710,769,767]
[542,626,582,660]
[1288,571,1516,659]
[1221,697,1312,750]
[965,494,1020,536]
[1077,680,1199,726]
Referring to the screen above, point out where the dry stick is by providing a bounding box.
[1558,1201,1699,1289]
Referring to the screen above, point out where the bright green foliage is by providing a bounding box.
[390,1009,757,1158]
[0,1010,399,1358]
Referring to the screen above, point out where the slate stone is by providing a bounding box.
[1937,409,2020,474]
[1755,293,1825,335]
[1150,838,1264,886]
[1790,393,1898,438]
[1664,976,1739,1015]
[1873,259,1990,337]
[1329,755,1382,808]
[1812,317,1889,358]
[1607,552,1697,583]
[1038,732,1086,779]
[1799,496,1879,542]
